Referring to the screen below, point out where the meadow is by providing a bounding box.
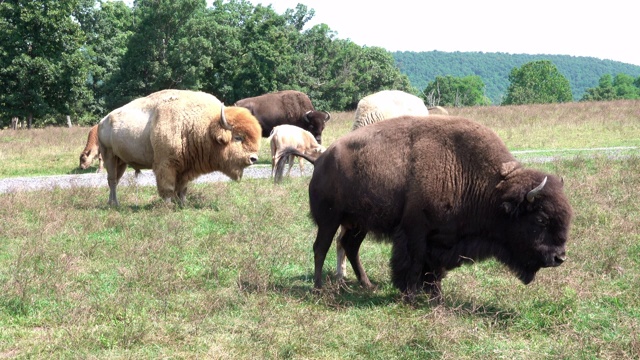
[0,100,639,359]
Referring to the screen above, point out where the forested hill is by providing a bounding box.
[393,51,640,104]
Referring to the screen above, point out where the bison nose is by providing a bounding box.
[554,252,566,265]
[249,155,258,164]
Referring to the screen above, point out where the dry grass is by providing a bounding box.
[1,100,640,358]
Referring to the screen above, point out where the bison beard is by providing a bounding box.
[278,115,573,303]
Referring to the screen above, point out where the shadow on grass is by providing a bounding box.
[441,297,519,327]
[67,166,100,175]
[238,274,403,309]
[240,273,520,321]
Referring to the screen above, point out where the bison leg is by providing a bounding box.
[419,264,447,303]
[286,155,295,177]
[391,226,427,302]
[97,153,104,173]
[298,156,304,175]
[335,226,348,280]
[313,222,341,289]
[104,151,127,206]
[340,226,373,289]
[175,177,190,206]
[153,164,179,203]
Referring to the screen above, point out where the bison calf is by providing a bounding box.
[277,115,573,303]
[79,124,104,173]
[269,125,325,181]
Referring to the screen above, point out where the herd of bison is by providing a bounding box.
[78,88,572,304]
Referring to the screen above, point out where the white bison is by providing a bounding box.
[352,90,429,130]
[79,124,104,173]
[98,89,262,206]
[268,124,325,180]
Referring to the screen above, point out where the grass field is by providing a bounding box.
[0,100,639,359]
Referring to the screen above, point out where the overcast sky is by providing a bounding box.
[247,0,640,66]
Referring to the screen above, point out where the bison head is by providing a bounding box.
[214,105,261,180]
[303,110,331,144]
[79,150,97,169]
[495,170,573,284]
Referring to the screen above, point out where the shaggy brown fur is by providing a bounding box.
[235,90,331,143]
[79,125,103,172]
[276,115,573,302]
[98,89,261,206]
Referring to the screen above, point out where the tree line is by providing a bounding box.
[394,51,640,104]
[2,0,639,129]
[0,0,412,128]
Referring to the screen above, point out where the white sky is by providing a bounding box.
[247,0,640,66]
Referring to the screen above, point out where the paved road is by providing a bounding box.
[0,146,636,194]
[0,164,313,194]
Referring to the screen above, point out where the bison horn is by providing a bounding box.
[220,104,233,131]
[526,176,548,203]
[304,110,312,123]
[323,111,331,121]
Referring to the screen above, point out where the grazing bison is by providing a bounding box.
[98,89,261,206]
[235,90,331,144]
[79,124,104,173]
[276,115,572,302]
[269,125,325,179]
[352,90,429,130]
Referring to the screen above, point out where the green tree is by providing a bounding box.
[423,75,490,107]
[105,0,206,109]
[581,74,616,101]
[613,74,640,99]
[581,73,640,101]
[76,0,134,121]
[0,0,89,127]
[502,60,573,105]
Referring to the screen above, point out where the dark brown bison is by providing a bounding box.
[234,90,331,143]
[275,115,573,302]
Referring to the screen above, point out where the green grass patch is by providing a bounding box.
[1,101,640,358]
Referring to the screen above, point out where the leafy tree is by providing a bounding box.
[76,0,134,121]
[581,73,640,101]
[581,74,616,101]
[0,0,90,127]
[422,75,490,107]
[105,0,206,109]
[503,60,573,105]
[613,74,640,99]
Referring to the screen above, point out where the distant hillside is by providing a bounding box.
[393,51,640,104]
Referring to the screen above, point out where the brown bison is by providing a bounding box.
[275,115,573,302]
[79,124,104,173]
[98,89,261,206]
[234,90,331,144]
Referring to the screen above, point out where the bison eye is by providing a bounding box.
[535,215,549,227]
[233,134,244,142]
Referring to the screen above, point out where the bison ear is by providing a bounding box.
[216,131,231,145]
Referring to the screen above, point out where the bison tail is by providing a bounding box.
[274,147,316,184]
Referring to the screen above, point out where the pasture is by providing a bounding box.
[1,100,639,358]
